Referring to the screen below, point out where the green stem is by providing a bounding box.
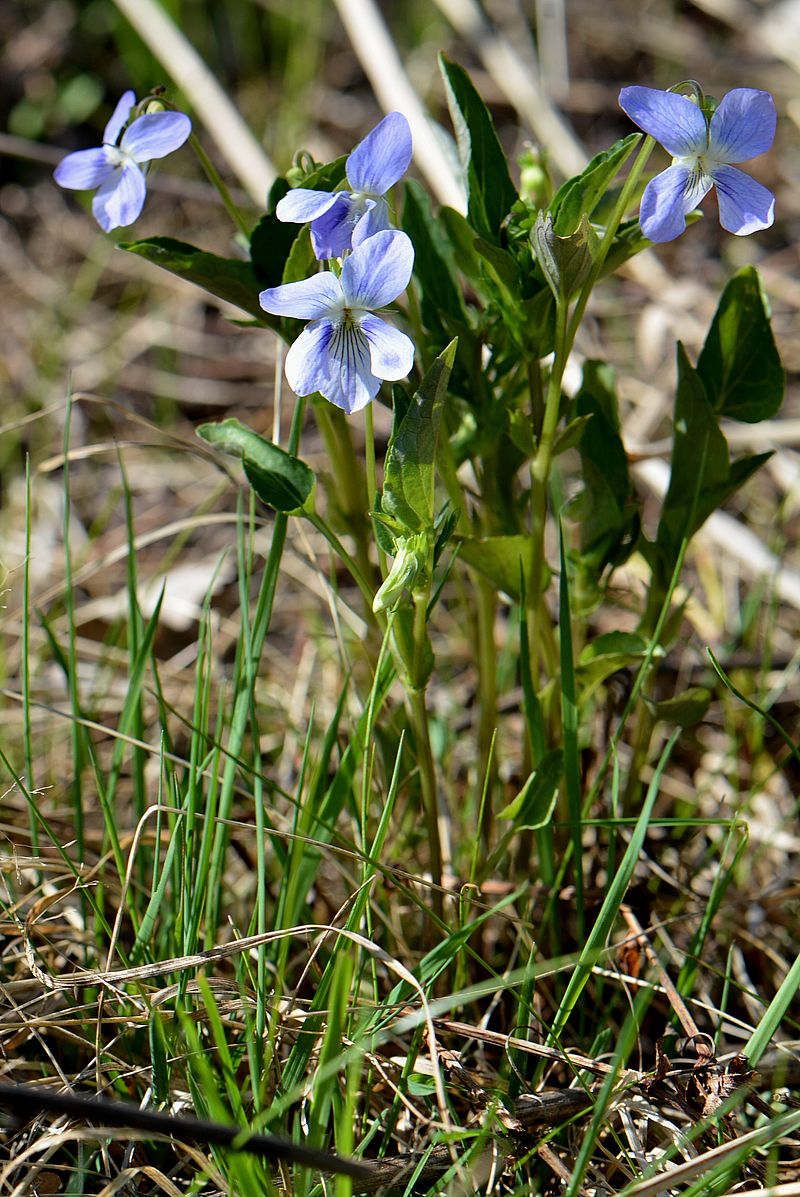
[364,402,387,581]
[407,683,444,919]
[526,296,569,685]
[22,458,37,852]
[529,359,545,442]
[530,299,569,585]
[189,133,252,240]
[566,135,656,351]
[363,402,377,515]
[313,401,373,588]
[475,576,498,846]
[525,134,656,687]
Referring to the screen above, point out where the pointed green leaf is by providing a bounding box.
[579,630,649,664]
[551,133,641,234]
[646,686,712,728]
[553,413,593,456]
[281,222,317,285]
[438,205,487,289]
[570,362,638,574]
[498,749,563,829]
[402,178,468,333]
[507,409,536,457]
[373,533,429,613]
[120,237,266,322]
[249,210,304,289]
[532,210,596,301]
[198,417,315,514]
[475,237,523,305]
[457,533,549,600]
[654,344,773,590]
[697,265,784,423]
[381,340,457,534]
[439,54,518,239]
[657,345,732,560]
[577,631,652,698]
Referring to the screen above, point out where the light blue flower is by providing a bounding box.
[259,230,415,415]
[619,85,776,242]
[276,112,412,260]
[54,91,192,232]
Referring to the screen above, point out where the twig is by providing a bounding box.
[620,907,702,1043]
[0,1083,373,1180]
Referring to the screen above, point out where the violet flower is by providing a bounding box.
[259,229,415,414]
[276,112,412,260]
[54,91,192,232]
[618,85,776,242]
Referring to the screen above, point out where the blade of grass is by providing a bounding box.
[548,726,681,1046]
[22,457,36,850]
[60,388,86,869]
[744,951,800,1067]
[205,395,305,932]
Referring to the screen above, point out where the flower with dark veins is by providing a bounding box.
[259,229,415,415]
[276,112,412,260]
[54,91,192,232]
[618,85,776,242]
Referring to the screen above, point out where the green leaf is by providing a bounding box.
[656,345,734,560]
[551,134,641,234]
[475,237,522,304]
[381,340,457,534]
[289,153,348,193]
[507,409,536,457]
[249,211,303,289]
[697,265,784,423]
[553,413,593,456]
[653,344,772,594]
[579,630,648,664]
[521,287,557,358]
[437,205,488,293]
[373,532,429,613]
[120,237,266,322]
[577,631,652,698]
[646,686,712,728]
[392,604,435,691]
[569,363,638,575]
[402,178,468,334]
[457,533,548,601]
[281,223,317,285]
[439,54,518,239]
[198,418,315,514]
[532,211,596,301]
[498,749,563,829]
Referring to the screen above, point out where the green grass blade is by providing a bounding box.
[548,727,681,1045]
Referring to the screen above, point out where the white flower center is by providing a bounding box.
[104,144,136,173]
